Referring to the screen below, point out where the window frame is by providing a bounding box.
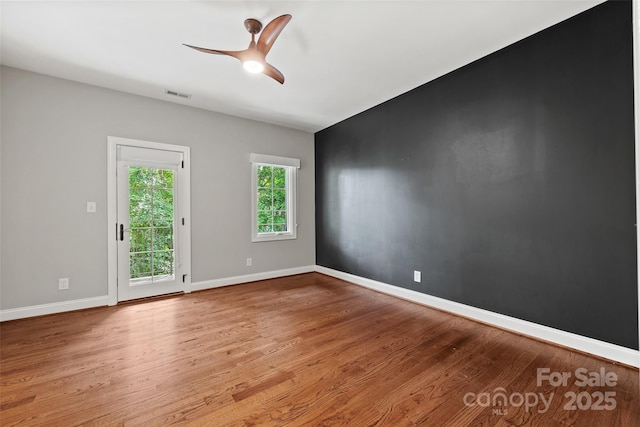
[250,153,299,242]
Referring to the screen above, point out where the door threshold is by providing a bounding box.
[118,292,185,305]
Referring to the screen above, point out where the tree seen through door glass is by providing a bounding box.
[256,165,287,233]
[128,167,175,283]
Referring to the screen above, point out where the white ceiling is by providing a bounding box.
[1,0,605,133]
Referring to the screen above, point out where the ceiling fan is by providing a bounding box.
[184,14,292,84]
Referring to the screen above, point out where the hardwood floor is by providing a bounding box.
[1,273,638,426]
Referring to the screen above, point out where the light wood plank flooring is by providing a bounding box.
[1,273,638,426]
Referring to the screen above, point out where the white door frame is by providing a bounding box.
[107,136,191,305]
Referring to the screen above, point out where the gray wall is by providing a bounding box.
[316,1,638,349]
[1,66,315,310]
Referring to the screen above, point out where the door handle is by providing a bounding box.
[120,224,124,241]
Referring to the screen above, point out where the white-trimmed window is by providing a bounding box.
[250,153,299,242]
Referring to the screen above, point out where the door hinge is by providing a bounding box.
[181,160,184,169]
[182,274,187,283]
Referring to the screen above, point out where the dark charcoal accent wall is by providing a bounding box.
[315,1,638,349]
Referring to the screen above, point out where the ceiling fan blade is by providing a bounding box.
[183,44,244,61]
[263,63,285,84]
[257,14,292,56]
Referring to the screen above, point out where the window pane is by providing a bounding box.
[259,224,273,233]
[257,165,273,188]
[258,210,272,227]
[273,211,287,231]
[273,167,286,189]
[272,190,286,211]
[257,189,273,211]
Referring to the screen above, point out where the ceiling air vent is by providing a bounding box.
[165,89,192,99]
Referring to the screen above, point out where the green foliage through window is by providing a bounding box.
[256,165,288,233]
[129,166,175,281]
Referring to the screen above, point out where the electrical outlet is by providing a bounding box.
[413,270,421,283]
[86,201,97,213]
[246,257,252,267]
[58,278,69,290]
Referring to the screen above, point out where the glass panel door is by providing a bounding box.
[116,146,183,302]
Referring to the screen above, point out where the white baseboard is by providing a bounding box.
[0,296,109,322]
[0,266,315,322]
[191,265,316,292]
[315,266,640,368]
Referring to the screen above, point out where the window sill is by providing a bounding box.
[252,232,297,243]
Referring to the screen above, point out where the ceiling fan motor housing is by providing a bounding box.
[244,18,262,34]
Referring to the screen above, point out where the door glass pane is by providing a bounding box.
[153,251,174,278]
[153,227,174,250]
[130,252,152,280]
[130,228,151,253]
[128,166,175,285]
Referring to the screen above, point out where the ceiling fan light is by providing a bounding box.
[243,60,264,74]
